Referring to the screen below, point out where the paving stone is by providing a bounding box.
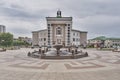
[0,48,120,80]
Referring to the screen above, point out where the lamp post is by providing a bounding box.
[1,40,4,49]
[44,43,45,52]
[2,39,4,44]
[0,40,2,47]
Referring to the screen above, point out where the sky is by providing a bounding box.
[0,0,120,39]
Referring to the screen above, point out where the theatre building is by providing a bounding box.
[32,10,87,47]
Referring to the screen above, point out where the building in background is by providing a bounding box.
[18,37,32,44]
[32,10,87,47]
[88,36,120,48]
[104,38,120,48]
[0,25,6,33]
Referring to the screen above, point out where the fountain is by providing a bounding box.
[28,45,88,59]
[53,45,63,56]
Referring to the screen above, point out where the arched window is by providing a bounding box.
[56,27,62,35]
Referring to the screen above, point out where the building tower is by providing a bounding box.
[46,10,72,47]
[0,25,6,33]
[57,10,62,18]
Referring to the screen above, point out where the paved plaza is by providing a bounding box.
[0,48,120,80]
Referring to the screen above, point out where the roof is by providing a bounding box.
[32,29,47,33]
[72,29,80,32]
[32,29,87,33]
[46,17,72,21]
[46,17,72,18]
[107,38,120,40]
[90,36,120,41]
[72,29,87,33]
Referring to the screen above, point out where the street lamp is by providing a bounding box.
[1,40,4,45]
[0,40,5,49]
[44,43,45,52]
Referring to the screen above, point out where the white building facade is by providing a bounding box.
[32,10,87,47]
[88,36,120,48]
[104,38,120,48]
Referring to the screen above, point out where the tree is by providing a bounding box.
[13,40,31,47]
[0,33,13,47]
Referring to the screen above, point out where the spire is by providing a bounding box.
[57,9,62,18]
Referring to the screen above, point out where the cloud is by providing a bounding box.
[0,0,120,39]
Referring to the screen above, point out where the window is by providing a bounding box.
[48,26,50,29]
[48,30,50,34]
[48,41,50,42]
[68,27,70,29]
[68,41,70,44]
[68,35,70,37]
[68,38,70,41]
[48,29,50,31]
[48,39,50,45]
[44,38,46,41]
[56,27,62,35]
[48,32,50,35]
[48,35,50,37]
[51,24,54,26]
[68,24,70,26]
[73,38,75,41]
[76,38,78,41]
[73,33,75,36]
[77,33,78,36]
[57,39,61,44]
[48,24,50,26]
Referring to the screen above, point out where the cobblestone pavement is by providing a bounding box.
[0,48,120,80]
